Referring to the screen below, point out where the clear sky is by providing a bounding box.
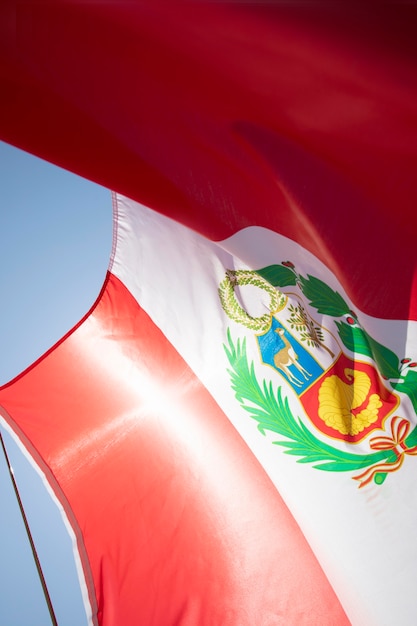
[0,140,113,625]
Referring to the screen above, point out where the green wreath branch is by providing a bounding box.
[223,328,395,475]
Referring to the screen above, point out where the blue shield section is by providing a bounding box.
[257,318,324,395]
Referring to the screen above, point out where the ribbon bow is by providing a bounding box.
[354,416,417,488]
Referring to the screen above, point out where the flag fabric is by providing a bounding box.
[0,238,350,626]
[1,3,417,625]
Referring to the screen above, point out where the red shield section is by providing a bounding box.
[301,353,399,444]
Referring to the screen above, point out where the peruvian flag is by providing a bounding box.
[1,3,417,625]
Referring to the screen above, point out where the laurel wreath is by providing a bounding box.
[218,269,287,332]
[223,328,398,480]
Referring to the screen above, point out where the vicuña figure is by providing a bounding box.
[273,328,311,387]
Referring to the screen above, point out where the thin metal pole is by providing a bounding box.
[0,431,58,626]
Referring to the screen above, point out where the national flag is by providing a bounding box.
[1,3,417,625]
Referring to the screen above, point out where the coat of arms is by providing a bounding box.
[219,262,417,487]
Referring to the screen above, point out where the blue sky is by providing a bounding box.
[0,141,112,624]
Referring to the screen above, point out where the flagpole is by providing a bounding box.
[0,431,58,626]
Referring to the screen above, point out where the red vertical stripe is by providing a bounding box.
[0,274,349,625]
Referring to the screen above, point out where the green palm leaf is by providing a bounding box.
[300,275,350,317]
[223,329,391,473]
